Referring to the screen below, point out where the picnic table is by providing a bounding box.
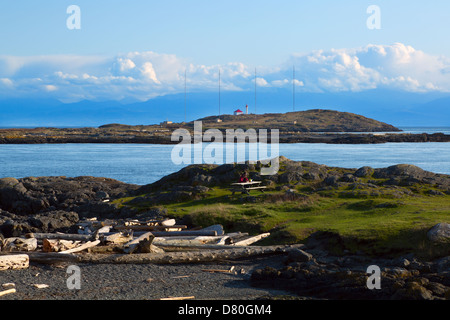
[230,181,267,195]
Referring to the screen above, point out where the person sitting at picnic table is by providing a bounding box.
[239,172,249,183]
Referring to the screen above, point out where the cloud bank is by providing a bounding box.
[1,43,449,102]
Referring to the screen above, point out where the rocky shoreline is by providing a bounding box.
[251,236,450,300]
[0,158,449,300]
[0,130,449,144]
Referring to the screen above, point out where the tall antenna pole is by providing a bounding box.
[293,65,295,112]
[254,68,257,114]
[219,68,221,117]
[184,69,187,123]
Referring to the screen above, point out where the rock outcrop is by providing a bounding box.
[427,223,450,243]
[251,241,450,300]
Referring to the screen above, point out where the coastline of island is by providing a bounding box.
[0,109,449,144]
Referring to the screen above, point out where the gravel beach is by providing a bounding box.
[0,255,292,301]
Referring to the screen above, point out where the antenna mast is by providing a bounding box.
[219,68,221,117]
[254,68,257,114]
[184,69,187,123]
[293,65,295,112]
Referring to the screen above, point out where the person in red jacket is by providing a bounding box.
[239,172,249,183]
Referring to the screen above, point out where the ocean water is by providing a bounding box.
[0,142,449,185]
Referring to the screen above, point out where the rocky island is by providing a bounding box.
[1,109,449,144]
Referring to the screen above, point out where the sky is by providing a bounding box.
[1,0,450,102]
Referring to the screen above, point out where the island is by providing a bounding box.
[1,109,449,144]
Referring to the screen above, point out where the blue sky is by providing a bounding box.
[1,1,450,102]
[1,0,450,64]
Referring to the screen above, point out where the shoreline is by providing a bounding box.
[0,131,449,144]
[0,158,449,301]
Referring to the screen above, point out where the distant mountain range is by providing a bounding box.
[0,88,449,128]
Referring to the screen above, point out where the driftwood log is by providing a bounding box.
[123,232,156,254]
[1,238,38,252]
[15,244,304,265]
[132,230,218,237]
[152,236,232,248]
[0,288,16,297]
[115,225,187,232]
[59,240,101,254]
[26,233,95,241]
[25,252,79,265]
[101,232,133,245]
[77,244,305,264]
[232,233,271,246]
[43,239,81,252]
[0,254,30,270]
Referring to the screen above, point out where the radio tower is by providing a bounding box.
[254,68,257,114]
[219,68,221,117]
[293,65,296,112]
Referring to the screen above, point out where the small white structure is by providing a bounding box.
[234,109,244,115]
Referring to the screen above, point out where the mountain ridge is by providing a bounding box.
[0,88,448,127]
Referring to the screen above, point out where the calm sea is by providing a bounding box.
[0,141,449,185]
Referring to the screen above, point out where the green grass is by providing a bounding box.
[116,182,450,258]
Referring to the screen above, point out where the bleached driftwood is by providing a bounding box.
[0,288,16,297]
[159,296,195,300]
[201,224,224,236]
[42,239,81,253]
[59,240,101,254]
[161,219,176,226]
[232,233,270,246]
[122,232,161,254]
[101,232,133,245]
[132,230,218,237]
[0,254,29,270]
[152,235,231,246]
[1,237,38,252]
[115,225,187,232]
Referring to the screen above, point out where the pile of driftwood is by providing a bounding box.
[0,217,300,270]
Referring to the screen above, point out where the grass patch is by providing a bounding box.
[117,182,450,258]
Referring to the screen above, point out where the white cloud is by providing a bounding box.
[0,78,13,87]
[1,43,450,101]
[43,84,58,92]
[255,77,269,87]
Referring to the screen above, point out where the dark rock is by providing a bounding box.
[95,191,110,200]
[428,189,445,196]
[341,173,357,182]
[355,166,374,178]
[27,211,79,233]
[0,176,138,216]
[324,175,340,186]
[391,282,433,300]
[286,248,313,263]
[434,256,450,273]
[427,223,450,243]
[427,282,449,296]
[0,209,79,236]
